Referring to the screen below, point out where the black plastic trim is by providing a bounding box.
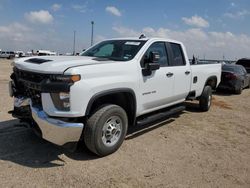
[137,104,185,126]
[205,76,218,90]
[24,58,52,64]
[85,88,137,124]
[50,93,70,111]
[41,81,72,92]
[20,79,72,92]
[186,90,196,100]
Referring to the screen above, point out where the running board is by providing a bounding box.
[137,105,185,126]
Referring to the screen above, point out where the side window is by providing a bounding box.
[241,66,247,74]
[169,43,186,66]
[143,42,169,67]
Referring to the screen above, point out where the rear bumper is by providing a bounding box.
[217,84,234,90]
[217,80,239,91]
[31,105,84,146]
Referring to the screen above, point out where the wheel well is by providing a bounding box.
[205,76,217,90]
[86,90,136,126]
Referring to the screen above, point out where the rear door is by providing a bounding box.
[165,42,191,100]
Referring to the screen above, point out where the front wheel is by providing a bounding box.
[84,104,128,156]
[199,86,212,112]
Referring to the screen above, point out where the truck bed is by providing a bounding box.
[190,63,222,97]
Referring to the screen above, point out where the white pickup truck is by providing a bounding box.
[9,37,221,156]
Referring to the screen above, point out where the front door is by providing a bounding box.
[139,42,175,113]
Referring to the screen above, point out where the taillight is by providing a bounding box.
[224,73,237,80]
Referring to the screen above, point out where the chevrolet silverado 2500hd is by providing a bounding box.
[9,37,221,156]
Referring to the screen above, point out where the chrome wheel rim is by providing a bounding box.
[208,95,212,107]
[102,116,122,147]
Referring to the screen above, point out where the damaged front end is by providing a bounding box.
[9,67,84,148]
[9,68,43,123]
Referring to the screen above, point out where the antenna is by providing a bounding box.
[91,21,94,46]
[73,30,76,55]
[139,34,146,39]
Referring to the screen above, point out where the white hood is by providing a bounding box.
[14,56,112,74]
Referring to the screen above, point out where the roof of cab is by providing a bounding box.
[103,37,183,44]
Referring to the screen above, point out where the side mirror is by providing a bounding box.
[147,62,160,71]
[146,51,160,71]
[149,51,160,64]
[142,51,160,76]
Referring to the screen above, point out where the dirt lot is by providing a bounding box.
[0,59,249,188]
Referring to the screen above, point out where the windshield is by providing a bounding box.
[81,40,146,61]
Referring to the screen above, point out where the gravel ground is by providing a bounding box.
[0,58,249,188]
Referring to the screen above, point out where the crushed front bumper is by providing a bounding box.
[11,95,84,146]
[31,106,84,146]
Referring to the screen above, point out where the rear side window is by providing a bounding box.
[223,65,243,75]
[168,43,186,66]
[222,66,234,72]
[233,67,243,75]
[239,65,247,74]
[241,66,247,74]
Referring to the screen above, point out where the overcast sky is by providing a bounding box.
[0,0,250,60]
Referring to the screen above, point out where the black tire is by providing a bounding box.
[235,85,242,94]
[246,80,250,89]
[199,86,212,112]
[84,104,128,156]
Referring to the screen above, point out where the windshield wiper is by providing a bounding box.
[92,57,122,61]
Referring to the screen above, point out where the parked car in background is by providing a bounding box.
[25,51,33,57]
[0,51,15,59]
[15,51,25,58]
[37,50,57,56]
[218,64,250,94]
[236,58,250,73]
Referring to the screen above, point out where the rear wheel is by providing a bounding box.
[84,104,128,156]
[199,86,212,112]
[235,85,242,94]
[246,80,250,89]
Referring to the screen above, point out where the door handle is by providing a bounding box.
[185,71,191,75]
[166,72,174,77]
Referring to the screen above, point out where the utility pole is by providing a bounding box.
[73,30,76,55]
[91,21,94,46]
